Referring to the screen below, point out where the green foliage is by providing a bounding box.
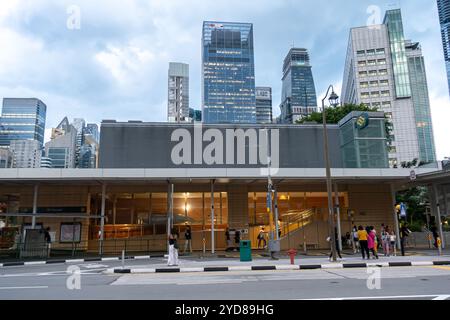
[396,186,430,226]
[296,103,378,125]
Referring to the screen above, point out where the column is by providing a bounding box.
[334,182,342,252]
[31,184,39,229]
[99,183,106,256]
[390,184,401,250]
[433,184,445,249]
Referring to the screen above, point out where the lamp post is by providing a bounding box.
[322,85,339,262]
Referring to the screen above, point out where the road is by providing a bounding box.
[0,258,450,300]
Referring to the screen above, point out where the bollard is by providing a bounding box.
[287,249,297,265]
[122,250,125,269]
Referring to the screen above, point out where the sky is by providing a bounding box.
[0,0,449,160]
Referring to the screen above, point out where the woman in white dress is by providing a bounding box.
[168,228,179,266]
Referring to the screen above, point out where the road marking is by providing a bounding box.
[0,286,48,290]
[433,295,450,300]
[432,266,450,271]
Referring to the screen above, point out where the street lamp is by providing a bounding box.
[322,85,339,262]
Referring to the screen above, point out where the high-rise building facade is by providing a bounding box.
[189,108,202,122]
[45,117,77,169]
[10,140,42,168]
[341,9,436,167]
[437,0,450,95]
[280,48,318,124]
[405,41,437,163]
[256,87,273,124]
[72,118,85,168]
[168,63,190,123]
[85,123,100,144]
[202,21,256,124]
[0,98,46,148]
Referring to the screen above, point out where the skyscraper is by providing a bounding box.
[72,118,85,168]
[45,117,77,168]
[437,0,450,95]
[10,140,42,168]
[341,9,436,166]
[85,123,100,144]
[202,21,256,124]
[168,62,190,123]
[0,98,46,148]
[280,48,318,123]
[256,87,273,124]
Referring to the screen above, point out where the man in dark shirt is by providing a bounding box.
[400,224,410,256]
[184,225,192,254]
[44,227,52,258]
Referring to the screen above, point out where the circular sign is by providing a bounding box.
[355,113,370,130]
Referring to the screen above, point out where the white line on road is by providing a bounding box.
[0,286,49,290]
[301,294,450,300]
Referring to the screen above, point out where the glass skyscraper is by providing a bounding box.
[0,98,47,148]
[256,87,273,124]
[406,41,437,163]
[202,21,256,124]
[437,0,450,95]
[280,48,318,123]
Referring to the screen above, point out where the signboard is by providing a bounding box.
[355,113,370,130]
[400,203,407,219]
[60,223,82,243]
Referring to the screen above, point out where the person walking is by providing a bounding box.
[257,227,267,249]
[168,228,179,266]
[234,230,241,251]
[225,228,232,251]
[400,223,411,256]
[357,226,370,260]
[367,226,379,259]
[381,226,391,257]
[390,232,397,256]
[183,225,192,254]
[352,226,360,254]
[44,227,52,258]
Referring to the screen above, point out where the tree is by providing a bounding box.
[296,103,378,125]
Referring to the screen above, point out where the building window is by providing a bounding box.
[371,91,380,98]
[372,102,381,108]
[377,59,386,65]
[369,70,378,76]
[370,81,379,86]
[382,101,391,107]
[380,80,389,86]
[360,82,369,88]
[367,60,377,66]
[359,71,368,76]
[376,48,385,54]
[367,49,376,55]
[381,90,390,97]
[379,69,388,75]
[361,92,370,99]
[357,50,365,56]
[358,61,367,66]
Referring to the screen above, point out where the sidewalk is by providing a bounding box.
[106,251,450,274]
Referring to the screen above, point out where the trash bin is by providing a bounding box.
[240,240,252,262]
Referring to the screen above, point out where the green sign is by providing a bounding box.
[355,113,370,130]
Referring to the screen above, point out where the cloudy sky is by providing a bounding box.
[0,0,449,159]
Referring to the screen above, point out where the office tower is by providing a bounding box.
[72,118,85,168]
[40,157,53,168]
[189,108,202,122]
[437,0,450,95]
[0,149,13,168]
[0,98,46,148]
[405,41,437,163]
[10,140,42,168]
[280,48,318,123]
[341,9,436,167]
[85,123,100,144]
[45,117,77,168]
[256,87,273,124]
[168,63,190,123]
[202,21,256,123]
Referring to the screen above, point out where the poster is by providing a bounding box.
[60,223,81,243]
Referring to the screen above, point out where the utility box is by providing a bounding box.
[240,240,252,262]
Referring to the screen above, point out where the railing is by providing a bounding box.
[0,238,168,262]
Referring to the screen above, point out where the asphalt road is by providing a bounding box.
[0,259,450,300]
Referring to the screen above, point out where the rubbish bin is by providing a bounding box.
[240,240,252,262]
